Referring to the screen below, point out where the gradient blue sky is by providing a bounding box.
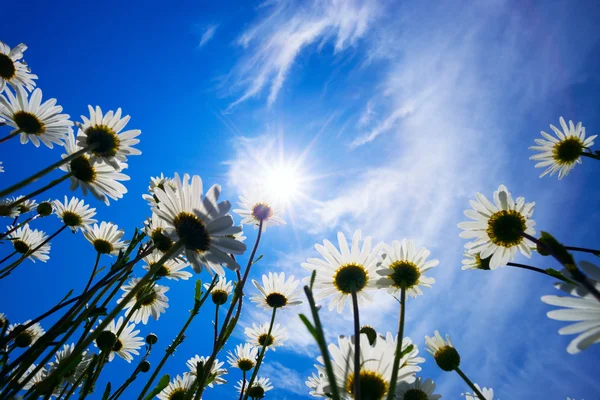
[2,0,600,399]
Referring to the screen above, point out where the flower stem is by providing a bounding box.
[565,246,600,256]
[0,214,39,239]
[238,371,247,400]
[214,304,220,345]
[136,276,217,400]
[30,242,183,396]
[522,232,600,302]
[302,284,341,400]
[455,367,486,400]
[195,220,264,398]
[243,307,277,400]
[0,250,17,266]
[0,129,21,144]
[386,288,406,400]
[8,172,73,209]
[580,151,600,161]
[83,252,102,294]
[351,290,361,400]
[0,224,67,279]
[0,147,89,198]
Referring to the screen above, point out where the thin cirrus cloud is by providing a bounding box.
[223,0,600,398]
[198,24,218,48]
[224,0,379,110]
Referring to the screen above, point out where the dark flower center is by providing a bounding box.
[237,358,254,371]
[434,346,460,371]
[96,331,117,353]
[151,229,174,252]
[94,239,113,254]
[487,210,526,248]
[70,156,96,183]
[345,370,389,400]
[85,125,120,157]
[360,325,377,346]
[0,53,16,79]
[404,388,429,400]
[136,287,158,306]
[475,254,491,270]
[247,385,265,398]
[211,290,229,305]
[258,334,274,347]
[17,204,32,214]
[113,338,123,352]
[389,261,420,289]
[152,263,170,277]
[37,202,53,216]
[553,137,583,164]
[169,389,186,400]
[14,111,45,135]
[62,211,83,227]
[252,203,273,222]
[13,240,30,254]
[265,293,287,308]
[14,330,33,348]
[173,212,210,252]
[334,264,368,294]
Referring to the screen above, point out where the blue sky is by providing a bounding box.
[2,0,600,398]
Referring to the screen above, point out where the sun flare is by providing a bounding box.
[263,163,302,204]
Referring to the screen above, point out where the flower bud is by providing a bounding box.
[434,346,460,371]
[139,360,151,373]
[146,333,158,345]
[37,202,53,217]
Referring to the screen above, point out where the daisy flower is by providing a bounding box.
[144,212,175,253]
[205,276,233,305]
[157,374,195,400]
[152,173,246,275]
[463,384,494,400]
[0,197,19,217]
[541,261,600,354]
[395,377,442,400]
[319,333,417,400]
[60,129,130,205]
[94,316,144,362]
[118,278,169,325]
[7,224,51,262]
[36,200,54,217]
[47,343,93,386]
[7,320,44,348]
[306,369,327,397]
[54,196,97,232]
[384,334,425,381]
[0,41,37,92]
[83,221,127,255]
[245,322,287,351]
[0,86,72,148]
[142,251,192,280]
[186,355,227,388]
[76,105,141,169]
[251,272,302,309]
[233,192,286,231]
[142,173,176,207]
[461,253,491,271]
[10,196,38,215]
[425,331,461,372]
[236,377,273,397]
[21,364,52,393]
[530,117,597,179]
[376,239,438,298]
[458,184,536,270]
[302,230,383,313]
[227,343,259,371]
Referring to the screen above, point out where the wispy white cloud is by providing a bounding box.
[260,361,308,395]
[225,0,380,110]
[198,24,218,48]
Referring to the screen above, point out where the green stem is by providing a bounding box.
[243,307,277,400]
[0,129,21,144]
[522,232,600,302]
[137,277,216,400]
[351,290,361,400]
[506,262,548,275]
[8,172,73,210]
[303,285,341,400]
[195,220,264,398]
[565,246,600,256]
[455,367,486,400]
[580,151,600,161]
[38,242,183,395]
[0,224,67,279]
[0,146,89,199]
[386,288,406,400]
[83,253,102,294]
[0,214,39,240]
[0,250,17,266]
[238,371,246,400]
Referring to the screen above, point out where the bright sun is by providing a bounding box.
[263,163,302,204]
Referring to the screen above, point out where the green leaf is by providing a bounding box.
[299,314,318,341]
[400,344,414,358]
[252,254,264,265]
[310,270,317,291]
[194,280,203,302]
[101,382,111,400]
[88,307,108,317]
[538,232,575,268]
[58,289,74,305]
[144,374,171,400]
[546,268,574,284]
[222,314,240,346]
